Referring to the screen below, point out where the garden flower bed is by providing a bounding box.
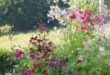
[1,1,110,75]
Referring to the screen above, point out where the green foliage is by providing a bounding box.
[67,39,110,75]
[0,0,51,31]
[0,48,16,75]
[56,29,87,59]
[105,0,110,8]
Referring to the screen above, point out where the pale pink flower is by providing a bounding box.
[96,54,100,59]
[78,55,83,61]
[85,46,90,51]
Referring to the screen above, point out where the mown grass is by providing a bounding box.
[0,29,61,51]
[0,22,110,52]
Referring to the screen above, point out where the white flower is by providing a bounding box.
[54,26,57,30]
[99,46,105,52]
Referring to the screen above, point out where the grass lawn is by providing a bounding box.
[0,29,61,51]
[0,22,110,51]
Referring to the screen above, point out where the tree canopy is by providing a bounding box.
[0,0,52,31]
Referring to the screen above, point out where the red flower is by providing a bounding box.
[81,25,88,30]
[69,15,76,20]
[15,50,24,58]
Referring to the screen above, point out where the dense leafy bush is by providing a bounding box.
[105,0,110,8]
[66,38,110,75]
[0,48,16,75]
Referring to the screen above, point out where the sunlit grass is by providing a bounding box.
[0,22,110,52]
[0,30,61,51]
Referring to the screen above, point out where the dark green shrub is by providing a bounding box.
[0,48,16,75]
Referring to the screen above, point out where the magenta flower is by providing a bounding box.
[33,64,39,68]
[30,55,39,61]
[15,50,24,58]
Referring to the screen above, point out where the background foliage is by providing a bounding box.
[0,0,51,31]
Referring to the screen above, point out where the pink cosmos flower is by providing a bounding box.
[85,46,90,51]
[96,54,100,59]
[82,17,87,25]
[79,10,84,14]
[15,50,24,58]
[81,25,88,30]
[88,10,92,16]
[78,55,83,61]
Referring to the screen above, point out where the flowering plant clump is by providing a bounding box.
[15,32,56,75]
[48,1,107,36]
[15,32,70,75]
[47,1,110,75]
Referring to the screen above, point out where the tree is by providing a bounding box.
[0,0,51,31]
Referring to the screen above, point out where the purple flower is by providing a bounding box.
[27,70,35,75]
[45,46,51,51]
[38,63,42,67]
[42,53,48,58]
[37,46,44,52]
[43,70,47,75]
[62,10,68,16]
